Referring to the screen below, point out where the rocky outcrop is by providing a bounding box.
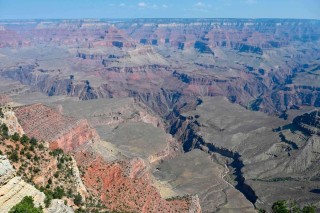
[0,176,46,212]
[194,41,214,55]
[188,195,202,213]
[74,151,200,213]
[259,85,320,114]
[1,19,319,49]
[14,103,99,152]
[0,155,15,185]
[280,110,320,173]
[46,199,74,213]
[0,155,73,213]
[12,103,199,212]
[287,136,320,173]
[124,157,147,179]
[235,43,263,55]
[0,106,24,136]
[49,119,98,152]
[148,135,181,164]
[70,157,88,200]
[2,65,100,100]
[293,110,320,135]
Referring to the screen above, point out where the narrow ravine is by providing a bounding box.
[169,114,258,205]
[201,141,258,204]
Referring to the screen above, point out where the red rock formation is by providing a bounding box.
[74,150,199,213]
[14,104,99,152]
[95,26,136,48]
[49,119,98,152]
[13,103,201,212]
[1,19,319,49]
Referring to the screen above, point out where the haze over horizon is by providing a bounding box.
[1,0,320,212]
[0,0,319,20]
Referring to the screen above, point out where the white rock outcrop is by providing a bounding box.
[0,176,46,212]
[0,155,74,213]
[0,107,24,136]
[46,199,74,213]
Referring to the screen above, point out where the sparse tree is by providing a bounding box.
[302,205,316,213]
[74,193,82,206]
[11,132,20,142]
[20,134,30,144]
[9,196,43,213]
[272,200,289,213]
[30,137,38,145]
[9,150,19,162]
[1,123,8,136]
[53,186,65,199]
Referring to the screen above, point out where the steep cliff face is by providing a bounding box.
[2,65,100,100]
[11,103,201,212]
[283,110,320,173]
[2,50,319,117]
[0,155,15,185]
[148,135,181,164]
[0,18,319,212]
[259,85,320,114]
[120,19,320,52]
[74,151,201,213]
[49,119,98,152]
[1,18,320,116]
[14,103,99,152]
[1,19,319,49]
[286,136,320,174]
[293,110,320,135]
[166,97,320,210]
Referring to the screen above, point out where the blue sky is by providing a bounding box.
[0,0,319,19]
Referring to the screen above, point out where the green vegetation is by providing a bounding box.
[30,137,38,145]
[0,108,4,118]
[9,196,43,213]
[11,132,20,142]
[165,194,190,201]
[41,186,65,207]
[74,193,82,206]
[0,117,105,212]
[302,206,317,213]
[51,148,64,156]
[252,177,297,182]
[38,143,44,150]
[53,186,65,199]
[1,119,127,212]
[20,134,30,144]
[0,123,8,137]
[9,150,19,162]
[268,200,316,213]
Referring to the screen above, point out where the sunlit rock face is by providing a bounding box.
[0,18,320,212]
[1,19,319,115]
[14,104,99,152]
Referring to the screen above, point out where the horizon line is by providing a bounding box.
[0,17,319,21]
